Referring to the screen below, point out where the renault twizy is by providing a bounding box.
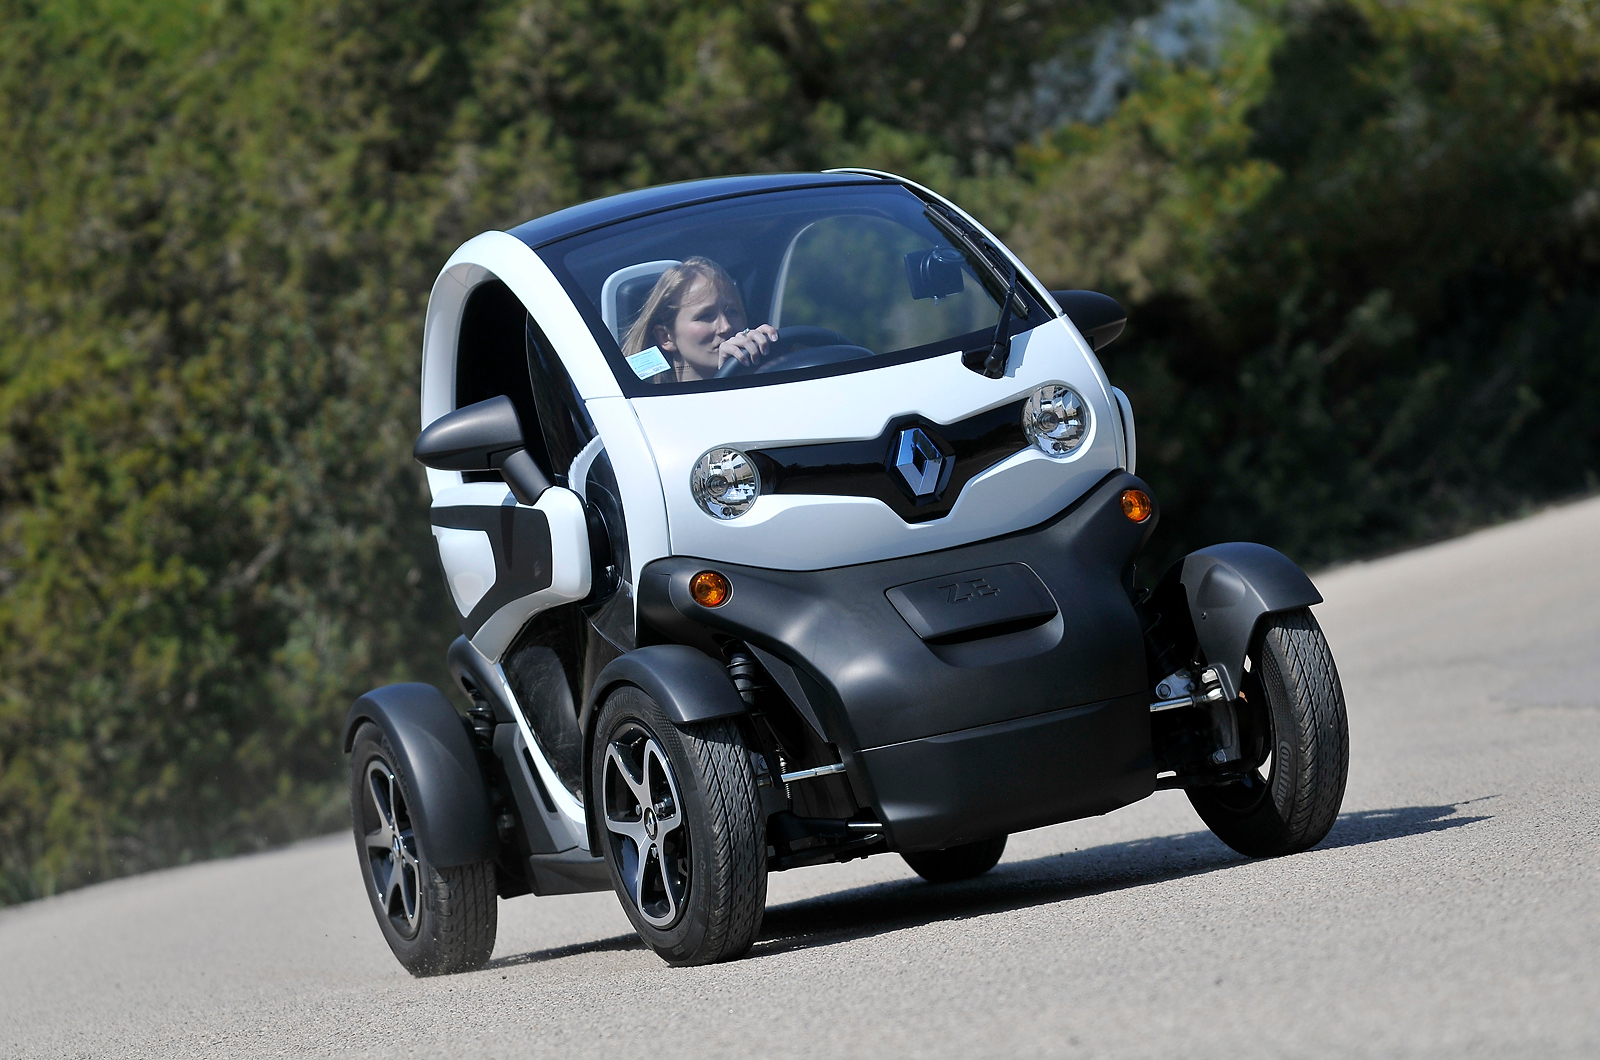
[344,170,1349,973]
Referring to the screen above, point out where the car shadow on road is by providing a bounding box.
[488,801,1489,970]
[746,801,1491,960]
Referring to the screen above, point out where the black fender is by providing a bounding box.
[1178,543,1323,700]
[578,644,747,855]
[582,644,748,729]
[343,683,497,869]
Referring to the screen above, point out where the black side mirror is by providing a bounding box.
[1052,290,1127,351]
[414,395,550,505]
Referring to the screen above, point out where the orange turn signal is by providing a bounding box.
[1120,488,1153,523]
[690,570,732,608]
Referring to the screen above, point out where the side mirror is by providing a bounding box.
[1052,290,1127,351]
[414,395,551,505]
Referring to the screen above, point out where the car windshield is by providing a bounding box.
[538,184,1040,395]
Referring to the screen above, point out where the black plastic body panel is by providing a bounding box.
[582,644,748,728]
[446,635,513,722]
[638,471,1160,850]
[1052,290,1127,351]
[343,683,497,868]
[886,562,1057,641]
[502,607,588,798]
[748,644,828,739]
[750,403,1028,523]
[413,394,528,472]
[491,720,562,855]
[862,691,1153,849]
[526,847,612,895]
[431,503,553,637]
[1178,542,1323,700]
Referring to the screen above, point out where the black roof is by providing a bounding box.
[506,172,887,249]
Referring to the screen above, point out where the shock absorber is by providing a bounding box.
[725,645,766,706]
[725,645,790,800]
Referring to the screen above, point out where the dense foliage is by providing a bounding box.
[2,0,1597,902]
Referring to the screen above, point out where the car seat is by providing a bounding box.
[600,260,682,344]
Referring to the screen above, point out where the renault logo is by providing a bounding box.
[891,426,950,501]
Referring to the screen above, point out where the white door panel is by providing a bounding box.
[467,486,593,660]
[429,483,593,662]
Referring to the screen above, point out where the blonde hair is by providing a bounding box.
[620,257,746,360]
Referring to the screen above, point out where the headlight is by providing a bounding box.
[691,447,760,519]
[1022,384,1089,458]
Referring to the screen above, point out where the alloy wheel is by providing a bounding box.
[362,759,422,939]
[602,724,690,928]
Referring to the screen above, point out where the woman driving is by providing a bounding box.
[621,256,778,381]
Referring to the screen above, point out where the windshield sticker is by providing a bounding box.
[625,346,672,380]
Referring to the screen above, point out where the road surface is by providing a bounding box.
[4,498,1598,1058]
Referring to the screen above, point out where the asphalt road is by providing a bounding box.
[4,498,1599,1059]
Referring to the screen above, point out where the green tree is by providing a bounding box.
[0,0,1144,901]
[1016,0,1600,571]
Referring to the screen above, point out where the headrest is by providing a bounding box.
[600,259,682,343]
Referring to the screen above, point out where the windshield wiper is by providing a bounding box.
[982,261,1020,378]
[921,203,1027,314]
[922,202,1027,378]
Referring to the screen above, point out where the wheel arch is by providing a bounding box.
[577,645,748,855]
[344,683,498,869]
[1175,543,1323,700]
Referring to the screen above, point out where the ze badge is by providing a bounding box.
[940,577,1000,605]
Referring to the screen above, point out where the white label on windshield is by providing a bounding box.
[625,346,672,380]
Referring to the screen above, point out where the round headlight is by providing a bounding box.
[1022,384,1089,458]
[691,447,760,519]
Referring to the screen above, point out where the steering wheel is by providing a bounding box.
[713,325,873,378]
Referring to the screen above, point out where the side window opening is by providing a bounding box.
[526,316,596,485]
[455,280,551,483]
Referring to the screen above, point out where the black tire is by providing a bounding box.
[590,686,767,965]
[1187,608,1349,857]
[349,722,497,976]
[901,835,1008,883]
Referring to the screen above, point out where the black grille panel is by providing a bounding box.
[749,399,1028,523]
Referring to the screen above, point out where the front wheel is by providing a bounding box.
[349,723,497,976]
[1188,608,1349,857]
[591,686,767,965]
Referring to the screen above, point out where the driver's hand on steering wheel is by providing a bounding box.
[716,324,779,370]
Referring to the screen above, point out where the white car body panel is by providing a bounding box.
[432,526,496,613]
[421,231,622,495]
[428,481,593,659]
[471,486,591,660]
[631,319,1121,569]
[1114,386,1137,475]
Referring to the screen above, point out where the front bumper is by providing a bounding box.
[639,471,1159,850]
[860,691,1154,849]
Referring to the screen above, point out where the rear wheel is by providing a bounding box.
[591,686,767,965]
[1188,608,1348,857]
[901,835,1008,883]
[349,723,497,976]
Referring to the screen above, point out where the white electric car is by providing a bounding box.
[345,170,1349,973]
